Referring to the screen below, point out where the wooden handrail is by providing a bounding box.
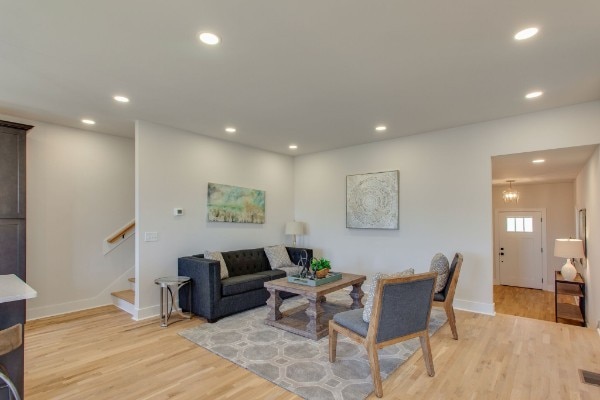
[107,219,135,244]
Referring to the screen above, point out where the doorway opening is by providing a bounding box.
[493,208,551,321]
[490,145,597,322]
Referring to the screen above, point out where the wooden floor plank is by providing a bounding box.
[24,304,600,399]
[493,284,555,322]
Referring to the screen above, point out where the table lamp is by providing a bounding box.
[285,221,305,247]
[554,238,584,281]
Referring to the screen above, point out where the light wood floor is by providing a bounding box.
[25,305,600,399]
[493,285,555,322]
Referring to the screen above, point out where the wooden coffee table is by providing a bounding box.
[263,273,366,340]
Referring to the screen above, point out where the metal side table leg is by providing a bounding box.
[155,276,192,327]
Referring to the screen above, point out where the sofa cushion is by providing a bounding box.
[434,292,445,302]
[264,244,293,269]
[362,268,414,323]
[430,253,449,293]
[221,274,270,297]
[205,250,229,279]
[254,269,287,280]
[222,248,271,277]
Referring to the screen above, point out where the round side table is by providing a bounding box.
[154,276,192,327]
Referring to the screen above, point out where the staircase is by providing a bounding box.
[105,220,136,316]
[111,277,135,314]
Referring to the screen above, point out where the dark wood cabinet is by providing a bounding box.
[0,219,26,279]
[0,119,33,398]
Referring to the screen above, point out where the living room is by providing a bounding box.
[1,1,600,399]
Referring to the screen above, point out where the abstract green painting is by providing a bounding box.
[207,183,265,224]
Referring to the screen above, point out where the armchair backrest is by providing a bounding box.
[441,253,463,301]
[368,272,437,344]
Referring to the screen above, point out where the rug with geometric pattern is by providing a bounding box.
[179,290,447,400]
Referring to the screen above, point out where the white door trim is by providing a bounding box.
[493,208,547,289]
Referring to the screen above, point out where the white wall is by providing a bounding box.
[7,115,135,319]
[492,182,575,291]
[575,145,600,328]
[294,101,600,315]
[135,121,295,319]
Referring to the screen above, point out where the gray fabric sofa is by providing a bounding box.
[178,246,313,322]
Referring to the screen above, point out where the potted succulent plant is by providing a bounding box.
[310,257,331,279]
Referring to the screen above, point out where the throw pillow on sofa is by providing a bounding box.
[277,265,300,276]
[429,253,449,293]
[362,268,414,323]
[205,250,229,279]
[264,244,293,269]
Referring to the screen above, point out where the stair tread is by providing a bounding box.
[112,289,135,304]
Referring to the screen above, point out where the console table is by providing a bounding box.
[555,271,585,326]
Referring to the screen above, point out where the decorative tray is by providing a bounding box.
[287,271,342,287]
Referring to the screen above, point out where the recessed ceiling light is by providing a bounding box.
[525,91,543,99]
[225,127,236,133]
[375,125,387,132]
[113,95,130,103]
[199,32,220,45]
[289,144,298,150]
[514,27,539,41]
[81,119,95,125]
[532,159,545,163]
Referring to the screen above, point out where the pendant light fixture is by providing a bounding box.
[503,180,520,203]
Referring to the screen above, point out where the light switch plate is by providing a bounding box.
[144,232,158,242]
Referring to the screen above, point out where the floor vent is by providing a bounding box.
[579,369,600,386]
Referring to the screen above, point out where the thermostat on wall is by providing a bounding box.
[174,208,184,216]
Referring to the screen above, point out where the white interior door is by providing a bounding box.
[498,211,543,289]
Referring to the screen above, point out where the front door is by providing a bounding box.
[498,211,543,289]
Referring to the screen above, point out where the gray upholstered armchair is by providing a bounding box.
[328,272,437,398]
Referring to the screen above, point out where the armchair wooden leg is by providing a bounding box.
[328,321,338,363]
[366,344,383,398]
[419,334,435,377]
[445,303,458,340]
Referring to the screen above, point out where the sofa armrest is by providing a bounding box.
[286,247,313,267]
[178,256,221,319]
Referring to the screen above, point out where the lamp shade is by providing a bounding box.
[554,238,584,259]
[285,221,305,235]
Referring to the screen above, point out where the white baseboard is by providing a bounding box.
[27,297,114,320]
[453,298,495,316]
[133,304,161,321]
[27,266,134,320]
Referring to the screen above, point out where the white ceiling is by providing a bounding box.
[1,1,599,156]
[492,144,598,186]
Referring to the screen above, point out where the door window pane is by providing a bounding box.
[516,218,524,232]
[507,218,515,232]
[524,217,533,232]
[506,216,534,233]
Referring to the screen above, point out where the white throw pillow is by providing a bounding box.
[429,253,449,293]
[362,268,415,323]
[264,244,292,269]
[204,250,229,279]
[277,264,300,276]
